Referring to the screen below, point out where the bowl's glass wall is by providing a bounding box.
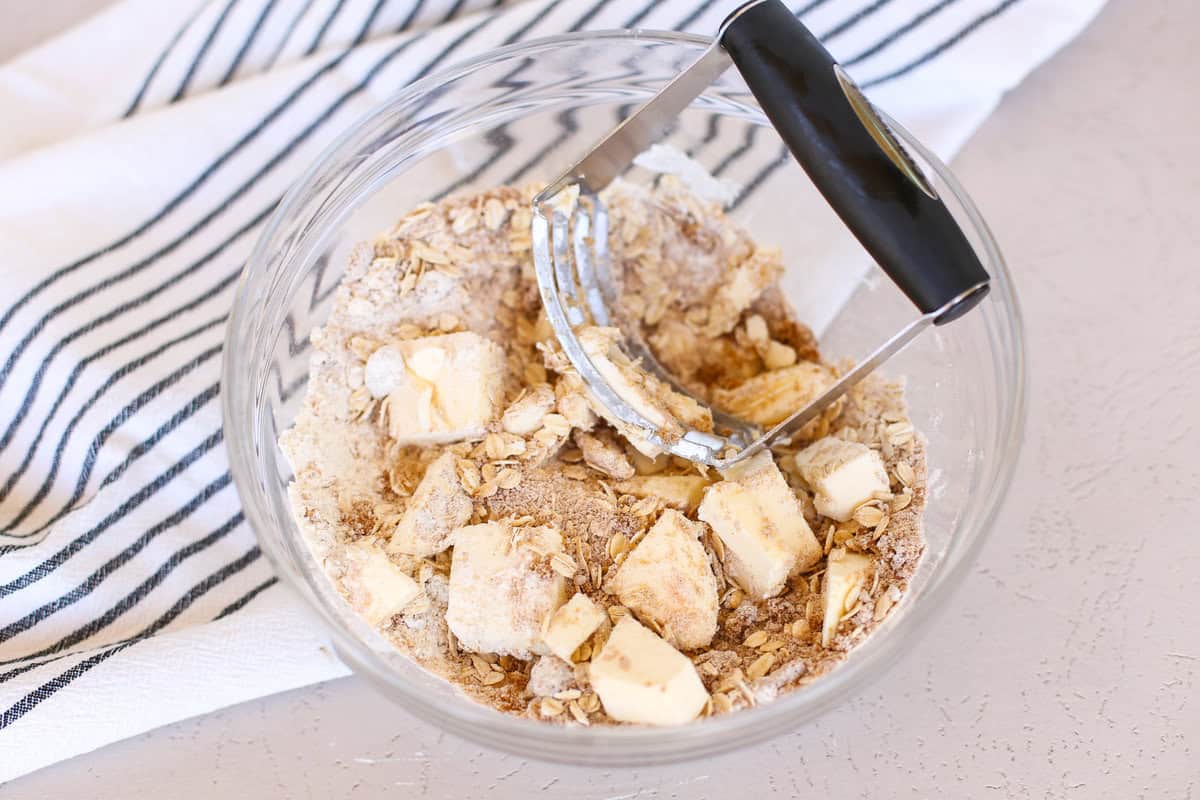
[224,32,1024,765]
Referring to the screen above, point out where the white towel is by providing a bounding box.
[0,0,1105,782]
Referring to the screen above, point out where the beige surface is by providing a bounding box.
[3,0,1199,797]
[0,0,116,62]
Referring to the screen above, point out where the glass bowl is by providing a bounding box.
[223,30,1025,766]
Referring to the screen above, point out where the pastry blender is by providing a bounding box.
[532,0,991,468]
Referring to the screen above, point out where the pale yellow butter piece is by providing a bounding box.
[542,593,607,662]
[795,436,890,522]
[608,510,719,650]
[612,475,710,512]
[590,617,709,725]
[711,361,835,426]
[380,331,506,445]
[389,451,472,557]
[342,542,421,627]
[822,548,874,646]
[446,522,569,657]
[698,450,820,599]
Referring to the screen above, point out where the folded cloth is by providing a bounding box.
[0,0,1105,782]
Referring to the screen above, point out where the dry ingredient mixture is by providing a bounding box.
[281,178,927,726]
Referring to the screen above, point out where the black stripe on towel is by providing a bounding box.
[0,429,225,575]
[96,384,222,495]
[265,0,319,67]
[845,0,961,67]
[1,512,245,664]
[863,0,1023,87]
[0,316,225,508]
[352,0,388,45]
[0,204,268,460]
[171,0,243,103]
[0,470,233,633]
[305,0,349,55]
[220,0,282,86]
[13,383,222,545]
[0,2,440,348]
[0,547,265,730]
[122,3,210,117]
[215,576,278,618]
[821,0,896,40]
[1,342,224,535]
[0,574,277,685]
[0,45,355,356]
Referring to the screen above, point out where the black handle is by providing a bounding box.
[719,0,989,324]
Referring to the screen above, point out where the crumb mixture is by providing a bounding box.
[281,178,927,726]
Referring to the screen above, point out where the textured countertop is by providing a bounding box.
[3,0,1198,797]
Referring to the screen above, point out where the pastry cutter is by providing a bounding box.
[532,0,991,468]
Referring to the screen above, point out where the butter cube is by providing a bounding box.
[608,510,718,650]
[794,437,890,522]
[501,384,556,435]
[389,452,472,556]
[589,617,709,726]
[542,593,607,662]
[341,542,421,627]
[711,362,835,426]
[822,548,874,646]
[612,475,710,512]
[698,450,821,600]
[446,522,569,657]
[377,331,506,445]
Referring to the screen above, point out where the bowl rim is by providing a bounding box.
[222,28,1027,764]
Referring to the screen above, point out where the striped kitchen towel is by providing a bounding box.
[0,0,1105,782]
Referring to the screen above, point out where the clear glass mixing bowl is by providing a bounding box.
[223,31,1025,765]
